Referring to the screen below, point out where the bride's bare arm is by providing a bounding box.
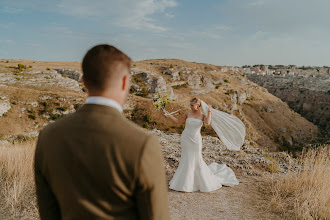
[204,106,212,125]
[165,111,188,124]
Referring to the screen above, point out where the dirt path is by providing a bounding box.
[168,175,281,220]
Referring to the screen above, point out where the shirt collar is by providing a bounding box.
[85,96,123,113]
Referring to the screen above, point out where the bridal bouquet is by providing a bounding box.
[153,93,183,117]
[153,93,171,111]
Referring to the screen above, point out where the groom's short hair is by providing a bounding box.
[82,44,131,92]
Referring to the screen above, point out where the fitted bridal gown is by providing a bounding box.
[169,117,239,192]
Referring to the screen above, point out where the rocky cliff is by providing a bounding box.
[246,74,330,140]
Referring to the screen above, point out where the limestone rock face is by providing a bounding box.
[187,73,201,88]
[55,69,82,82]
[163,70,180,81]
[131,68,177,100]
[0,99,11,116]
[201,75,215,89]
[0,70,81,91]
[237,93,247,105]
[230,92,248,105]
[246,74,330,131]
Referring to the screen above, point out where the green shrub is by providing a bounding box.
[144,114,152,123]
[40,102,48,107]
[28,114,36,120]
[61,73,66,78]
[215,85,219,89]
[46,67,51,70]
[56,106,68,111]
[27,109,35,114]
[172,83,188,89]
[143,122,149,129]
[49,113,61,120]
[130,86,137,93]
[225,89,235,95]
[14,134,34,143]
[141,87,148,94]
[224,79,230,83]
[74,104,83,110]
[201,126,206,132]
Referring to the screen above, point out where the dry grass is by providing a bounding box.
[269,145,330,219]
[0,142,39,220]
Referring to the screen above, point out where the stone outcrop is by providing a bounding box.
[131,68,178,100]
[0,97,11,117]
[55,69,82,82]
[0,70,82,91]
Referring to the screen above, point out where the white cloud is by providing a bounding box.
[215,25,232,32]
[57,0,178,31]
[217,0,330,34]
[2,6,23,13]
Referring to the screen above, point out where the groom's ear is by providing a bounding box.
[122,74,130,91]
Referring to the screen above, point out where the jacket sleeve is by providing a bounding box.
[135,135,170,220]
[34,131,61,220]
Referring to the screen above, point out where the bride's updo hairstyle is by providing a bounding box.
[190,97,201,108]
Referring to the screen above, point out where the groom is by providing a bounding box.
[34,44,170,220]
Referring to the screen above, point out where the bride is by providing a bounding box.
[164,98,240,192]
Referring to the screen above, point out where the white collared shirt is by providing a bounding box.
[85,96,123,113]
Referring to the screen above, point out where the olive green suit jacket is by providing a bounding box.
[34,104,170,220]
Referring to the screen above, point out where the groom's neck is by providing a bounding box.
[87,91,124,106]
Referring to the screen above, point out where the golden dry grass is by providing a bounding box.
[269,145,330,219]
[0,142,38,220]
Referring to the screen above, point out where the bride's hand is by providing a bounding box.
[208,105,213,111]
[163,110,170,117]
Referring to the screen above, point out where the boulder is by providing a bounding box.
[55,69,82,82]
[0,99,11,117]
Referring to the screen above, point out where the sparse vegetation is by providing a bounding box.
[224,79,230,83]
[141,87,148,94]
[0,143,38,219]
[49,113,62,120]
[28,114,36,120]
[74,103,83,110]
[172,83,188,89]
[144,114,152,123]
[130,86,137,93]
[143,122,149,129]
[46,67,51,70]
[268,146,330,219]
[56,106,68,111]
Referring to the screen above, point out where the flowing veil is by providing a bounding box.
[201,100,245,151]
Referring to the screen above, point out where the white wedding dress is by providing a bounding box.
[169,117,239,192]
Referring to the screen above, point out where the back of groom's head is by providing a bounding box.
[82,44,131,93]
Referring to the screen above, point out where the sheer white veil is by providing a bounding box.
[201,100,245,151]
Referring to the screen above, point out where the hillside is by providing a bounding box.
[0,58,318,152]
[0,58,326,220]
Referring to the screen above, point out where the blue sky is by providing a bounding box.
[0,0,329,66]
